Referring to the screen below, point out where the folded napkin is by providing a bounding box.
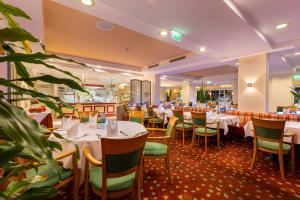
[61,117,72,130]
[89,113,98,127]
[106,120,118,137]
[67,123,79,138]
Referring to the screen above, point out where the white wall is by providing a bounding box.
[232,79,238,104]
[238,53,269,112]
[182,82,197,104]
[269,74,293,112]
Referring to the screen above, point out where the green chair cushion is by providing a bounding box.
[130,117,142,123]
[195,127,217,134]
[26,165,73,188]
[144,142,167,156]
[149,118,164,123]
[176,123,193,129]
[258,139,291,151]
[89,167,135,192]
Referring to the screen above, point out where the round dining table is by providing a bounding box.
[49,120,147,183]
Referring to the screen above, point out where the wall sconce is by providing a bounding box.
[247,83,253,87]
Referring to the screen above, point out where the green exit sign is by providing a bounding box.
[171,30,182,42]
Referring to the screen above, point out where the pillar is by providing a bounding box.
[238,53,269,112]
[182,82,197,105]
[232,79,238,104]
[142,74,160,105]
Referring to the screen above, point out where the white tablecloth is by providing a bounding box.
[144,108,168,124]
[27,110,51,123]
[49,120,147,183]
[244,121,300,144]
[183,112,239,135]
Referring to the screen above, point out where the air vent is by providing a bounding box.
[169,56,186,63]
[95,20,114,31]
[148,64,159,69]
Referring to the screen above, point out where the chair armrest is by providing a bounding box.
[283,133,296,137]
[146,128,167,132]
[55,149,77,160]
[83,148,102,166]
[148,136,171,140]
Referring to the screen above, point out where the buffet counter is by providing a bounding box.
[62,102,116,117]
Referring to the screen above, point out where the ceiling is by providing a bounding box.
[181,65,238,77]
[43,0,190,68]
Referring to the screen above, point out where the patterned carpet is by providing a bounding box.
[52,132,300,200]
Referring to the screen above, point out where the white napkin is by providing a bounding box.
[106,120,118,137]
[61,117,72,130]
[89,113,98,127]
[67,123,79,138]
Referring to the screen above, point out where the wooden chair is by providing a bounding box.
[148,111,165,129]
[144,107,154,126]
[135,105,142,111]
[129,111,144,124]
[144,116,178,183]
[79,111,90,123]
[173,110,193,145]
[83,133,149,200]
[26,149,79,200]
[251,117,295,179]
[191,112,220,151]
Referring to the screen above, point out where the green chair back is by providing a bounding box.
[252,117,285,141]
[172,110,184,123]
[191,112,206,126]
[166,116,178,137]
[101,133,149,175]
[129,111,144,124]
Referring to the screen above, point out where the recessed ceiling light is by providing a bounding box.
[276,23,289,30]
[160,77,166,80]
[183,80,188,83]
[206,81,212,84]
[162,75,167,78]
[294,52,300,56]
[235,62,239,66]
[159,31,168,36]
[81,0,94,6]
[200,47,206,52]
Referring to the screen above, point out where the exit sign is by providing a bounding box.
[170,30,182,42]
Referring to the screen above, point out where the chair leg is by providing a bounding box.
[182,128,185,145]
[217,133,220,150]
[205,136,207,151]
[291,145,295,172]
[197,135,200,144]
[191,132,195,145]
[165,155,172,184]
[250,147,257,169]
[73,171,79,200]
[279,153,285,179]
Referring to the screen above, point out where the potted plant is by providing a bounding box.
[0,1,89,199]
[198,82,207,108]
[165,89,173,103]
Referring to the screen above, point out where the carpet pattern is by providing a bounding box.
[52,133,300,200]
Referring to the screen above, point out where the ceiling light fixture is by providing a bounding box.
[81,0,94,6]
[160,31,168,36]
[294,52,300,56]
[160,77,166,80]
[95,69,105,73]
[162,75,167,78]
[235,62,239,66]
[200,47,206,52]
[276,23,289,30]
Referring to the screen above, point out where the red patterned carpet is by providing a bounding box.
[52,133,300,200]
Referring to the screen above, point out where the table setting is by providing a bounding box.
[244,121,300,144]
[49,117,147,183]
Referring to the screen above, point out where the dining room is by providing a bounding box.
[1,0,300,200]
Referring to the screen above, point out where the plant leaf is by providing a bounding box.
[0,28,38,43]
[0,144,24,167]
[0,1,31,19]
[13,75,88,93]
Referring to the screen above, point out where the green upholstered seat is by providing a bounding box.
[258,139,291,151]
[130,117,142,123]
[144,142,167,156]
[26,165,73,188]
[176,123,193,129]
[195,127,217,134]
[89,167,135,192]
